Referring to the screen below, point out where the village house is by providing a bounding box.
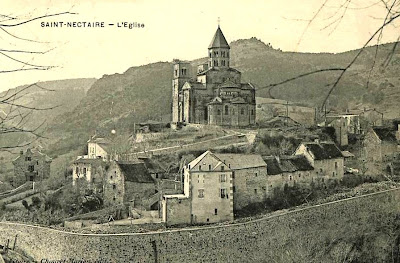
[87,136,110,160]
[72,158,104,188]
[103,160,157,208]
[363,124,400,163]
[213,153,267,210]
[294,141,345,180]
[262,155,314,194]
[172,26,256,127]
[327,118,349,147]
[12,148,52,187]
[161,151,234,225]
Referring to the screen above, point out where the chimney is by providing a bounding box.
[396,124,400,141]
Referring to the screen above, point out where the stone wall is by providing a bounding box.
[1,188,400,262]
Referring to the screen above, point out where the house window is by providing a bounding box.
[215,208,218,215]
[110,175,113,180]
[332,172,335,177]
[199,165,202,171]
[220,188,227,198]
[241,108,245,115]
[225,105,229,115]
[209,164,212,171]
[220,174,226,183]
[28,165,34,172]
[233,186,236,192]
[75,167,79,174]
[36,161,39,165]
[228,164,231,169]
[232,172,235,179]
[289,176,292,181]
[221,166,224,171]
[198,189,204,198]
[222,60,225,66]
[255,172,258,177]
[83,168,87,175]
[25,157,31,161]
[335,162,338,169]
[254,189,257,194]
[113,184,116,190]
[113,196,116,201]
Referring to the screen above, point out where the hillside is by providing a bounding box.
[44,38,399,157]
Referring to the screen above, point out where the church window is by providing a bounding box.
[241,108,245,115]
[227,61,229,67]
[209,52,212,58]
[214,60,218,67]
[222,51,225,57]
[175,69,178,76]
[217,109,221,115]
[222,60,225,66]
[225,105,229,115]
[83,168,87,175]
[28,165,34,172]
[251,109,254,115]
[227,51,230,58]
[232,109,235,115]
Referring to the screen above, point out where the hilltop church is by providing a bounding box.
[172,26,256,127]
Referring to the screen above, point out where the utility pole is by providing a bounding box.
[286,101,289,127]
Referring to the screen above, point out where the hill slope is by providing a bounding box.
[38,38,400,155]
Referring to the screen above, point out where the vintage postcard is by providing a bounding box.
[0,0,399,262]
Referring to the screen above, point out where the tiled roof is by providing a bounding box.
[117,162,154,183]
[282,155,313,171]
[208,26,230,49]
[215,153,267,170]
[303,142,343,160]
[263,156,282,175]
[263,155,313,175]
[373,127,398,142]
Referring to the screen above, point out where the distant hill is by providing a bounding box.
[7,38,399,157]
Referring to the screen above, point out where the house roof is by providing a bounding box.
[262,155,313,175]
[373,127,398,142]
[302,142,343,160]
[117,162,154,183]
[139,157,166,173]
[197,67,240,76]
[263,156,282,175]
[13,148,52,163]
[187,151,231,172]
[282,155,314,171]
[215,153,267,170]
[208,26,230,49]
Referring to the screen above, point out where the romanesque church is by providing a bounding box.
[172,26,256,127]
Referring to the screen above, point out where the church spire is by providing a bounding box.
[208,26,230,69]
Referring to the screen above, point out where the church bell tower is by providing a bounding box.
[208,26,230,69]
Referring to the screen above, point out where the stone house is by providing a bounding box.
[262,155,314,195]
[328,118,349,147]
[294,141,344,180]
[326,113,361,135]
[172,26,256,127]
[87,136,110,160]
[213,153,267,210]
[72,158,104,189]
[103,160,156,208]
[162,151,234,225]
[363,125,400,163]
[12,148,52,187]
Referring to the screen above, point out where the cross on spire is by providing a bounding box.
[217,17,220,27]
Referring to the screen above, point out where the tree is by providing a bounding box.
[0,10,75,151]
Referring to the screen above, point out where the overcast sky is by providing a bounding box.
[1,0,398,92]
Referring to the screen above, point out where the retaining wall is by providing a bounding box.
[1,188,400,262]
